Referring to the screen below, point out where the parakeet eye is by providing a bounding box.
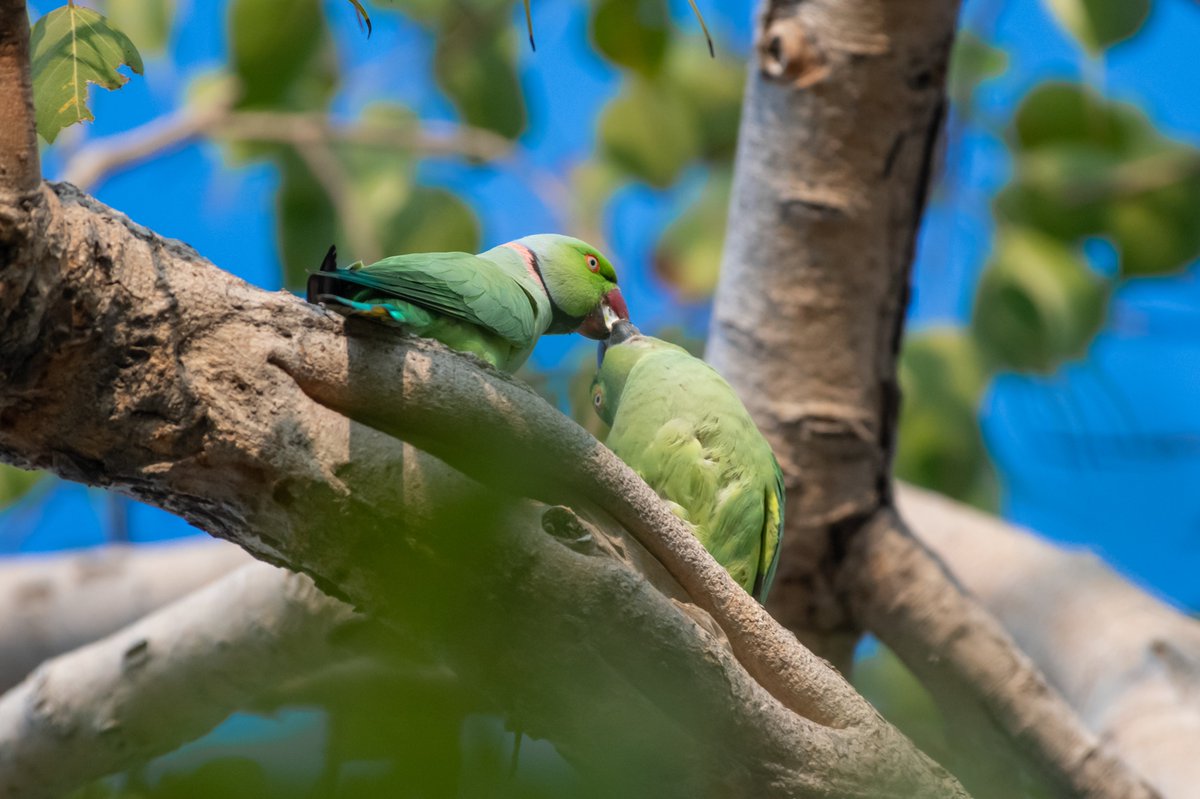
[586,255,600,273]
[592,391,603,409]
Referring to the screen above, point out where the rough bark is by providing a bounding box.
[0,0,38,196]
[0,538,253,691]
[901,484,1200,799]
[0,4,965,794]
[706,1,1157,797]
[0,561,355,799]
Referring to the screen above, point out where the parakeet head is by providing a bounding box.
[512,234,629,339]
[591,321,687,426]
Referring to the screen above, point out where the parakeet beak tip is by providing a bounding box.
[579,288,630,340]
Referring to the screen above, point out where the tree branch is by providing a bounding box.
[0,560,356,798]
[0,0,38,196]
[706,1,1157,796]
[901,483,1200,799]
[0,538,252,692]
[0,178,967,795]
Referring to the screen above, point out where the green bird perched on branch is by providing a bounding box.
[307,235,629,372]
[592,321,784,602]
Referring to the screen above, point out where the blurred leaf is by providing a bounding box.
[971,228,1109,373]
[662,42,743,161]
[569,159,623,236]
[895,329,996,508]
[1002,84,1200,276]
[150,758,269,798]
[229,0,337,110]
[379,186,480,257]
[0,464,42,509]
[1107,175,1200,275]
[653,170,730,300]
[598,78,700,187]
[947,31,1006,109]
[1044,0,1151,54]
[590,0,669,78]
[1011,83,1148,154]
[277,149,338,289]
[107,0,175,55]
[30,5,144,142]
[433,4,526,139]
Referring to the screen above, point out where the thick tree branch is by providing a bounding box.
[901,484,1200,799]
[706,1,1157,797]
[0,178,965,796]
[0,538,252,692]
[0,561,356,798]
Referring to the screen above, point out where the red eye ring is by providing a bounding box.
[586,255,600,273]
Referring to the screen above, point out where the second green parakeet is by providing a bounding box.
[591,322,784,602]
[307,234,629,372]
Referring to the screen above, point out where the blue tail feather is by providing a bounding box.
[320,295,408,323]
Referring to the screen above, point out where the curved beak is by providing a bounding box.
[597,319,641,366]
[579,287,630,340]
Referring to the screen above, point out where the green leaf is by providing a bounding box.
[276,148,339,290]
[590,0,669,78]
[433,11,525,139]
[1012,83,1148,154]
[947,30,1007,109]
[895,329,996,508]
[0,464,42,509]
[30,5,144,142]
[1002,83,1200,276]
[229,0,337,110]
[1043,0,1151,54]
[971,228,1109,373]
[662,41,743,162]
[653,169,730,299]
[598,78,700,188]
[378,186,480,257]
[106,0,174,55]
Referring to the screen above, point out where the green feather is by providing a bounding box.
[318,251,540,345]
[593,332,785,602]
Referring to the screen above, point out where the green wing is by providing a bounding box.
[754,458,785,602]
[322,252,540,345]
[607,350,784,599]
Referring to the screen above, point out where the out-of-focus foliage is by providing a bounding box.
[1043,0,1151,54]
[30,5,144,141]
[892,21,1200,508]
[1000,83,1200,278]
[0,464,41,509]
[972,228,1109,372]
[896,330,996,508]
[229,0,336,111]
[106,0,174,55]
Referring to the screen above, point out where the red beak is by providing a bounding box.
[578,287,630,340]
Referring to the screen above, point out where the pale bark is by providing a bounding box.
[0,2,964,794]
[0,561,355,799]
[0,538,253,691]
[901,483,1200,799]
[707,1,1157,797]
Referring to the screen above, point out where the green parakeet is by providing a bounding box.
[591,322,784,602]
[307,234,630,372]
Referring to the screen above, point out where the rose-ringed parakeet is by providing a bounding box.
[307,234,629,372]
[591,322,784,602]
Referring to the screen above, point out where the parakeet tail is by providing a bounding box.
[316,295,408,323]
[306,245,340,304]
